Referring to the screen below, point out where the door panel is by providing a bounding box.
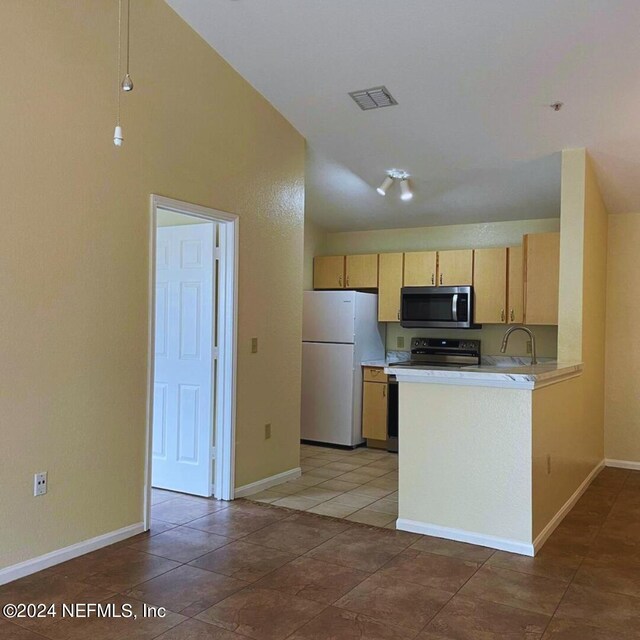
[314,255,345,289]
[474,248,507,324]
[362,382,388,441]
[153,222,215,496]
[508,246,524,324]
[345,254,378,288]
[404,251,437,286]
[524,232,560,325]
[378,253,404,322]
[301,342,355,446]
[302,291,355,343]
[438,250,473,286]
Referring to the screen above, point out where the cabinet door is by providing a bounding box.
[524,232,560,325]
[474,248,507,324]
[345,254,378,289]
[313,256,345,289]
[404,251,437,286]
[378,253,404,322]
[437,250,473,286]
[362,381,388,441]
[507,246,524,324]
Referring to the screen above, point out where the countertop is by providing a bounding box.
[384,361,583,390]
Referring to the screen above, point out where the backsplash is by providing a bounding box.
[385,323,558,358]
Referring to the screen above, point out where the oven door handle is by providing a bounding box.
[451,294,458,322]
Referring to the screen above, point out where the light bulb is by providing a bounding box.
[377,176,394,196]
[121,73,134,92]
[400,178,413,201]
[113,125,124,147]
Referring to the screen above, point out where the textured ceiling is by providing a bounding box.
[166,0,640,231]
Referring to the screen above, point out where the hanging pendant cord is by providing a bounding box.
[125,0,131,76]
[116,0,123,125]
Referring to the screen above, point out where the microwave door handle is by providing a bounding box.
[451,294,458,322]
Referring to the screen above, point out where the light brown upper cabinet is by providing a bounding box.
[438,249,473,286]
[345,254,378,289]
[507,245,524,324]
[523,232,560,325]
[473,248,507,324]
[404,251,437,286]
[378,253,404,322]
[313,255,345,289]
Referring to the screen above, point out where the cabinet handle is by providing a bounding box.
[346,275,350,287]
[501,309,505,322]
[440,273,443,285]
[397,310,400,320]
[338,275,342,287]
[431,273,435,285]
[371,369,379,377]
[383,386,386,397]
[510,309,515,322]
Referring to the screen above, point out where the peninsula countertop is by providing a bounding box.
[384,360,583,390]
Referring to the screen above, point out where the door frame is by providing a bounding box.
[144,194,239,528]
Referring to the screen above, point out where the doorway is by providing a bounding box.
[145,195,238,528]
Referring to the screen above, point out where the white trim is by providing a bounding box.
[234,467,302,498]
[0,523,144,586]
[145,195,239,530]
[606,458,640,471]
[396,518,535,556]
[533,459,605,553]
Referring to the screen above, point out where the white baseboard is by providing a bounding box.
[234,467,301,498]
[396,518,535,557]
[532,459,605,553]
[606,458,640,471]
[0,522,145,586]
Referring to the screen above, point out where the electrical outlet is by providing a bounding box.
[396,336,405,349]
[264,423,271,439]
[34,472,47,497]
[546,454,552,475]
[526,340,532,354]
[251,338,258,354]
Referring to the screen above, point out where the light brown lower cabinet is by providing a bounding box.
[362,380,388,441]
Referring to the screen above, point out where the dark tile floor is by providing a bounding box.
[1,466,639,639]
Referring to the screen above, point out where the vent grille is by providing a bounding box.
[349,86,398,110]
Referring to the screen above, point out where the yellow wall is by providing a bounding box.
[0,1,304,570]
[316,218,560,356]
[532,377,601,538]
[322,218,560,255]
[605,212,640,463]
[532,149,607,538]
[399,384,533,543]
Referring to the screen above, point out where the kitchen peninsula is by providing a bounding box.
[387,360,590,556]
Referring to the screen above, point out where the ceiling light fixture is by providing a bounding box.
[376,169,412,201]
[377,176,394,196]
[400,178,413,201]
[113,0,134,147]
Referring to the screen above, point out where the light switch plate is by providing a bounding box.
[251,338,258,354]
[397,336,405,349]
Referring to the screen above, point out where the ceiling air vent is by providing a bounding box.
[348,86,398,110]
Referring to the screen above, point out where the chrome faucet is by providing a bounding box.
[500,325,538,365]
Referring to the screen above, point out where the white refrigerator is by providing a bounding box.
[301,291,385,447]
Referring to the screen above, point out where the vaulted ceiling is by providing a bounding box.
[167,0,640,231]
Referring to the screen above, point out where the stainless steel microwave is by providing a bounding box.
[400,286,480,329]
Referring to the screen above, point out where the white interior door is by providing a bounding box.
[152,222,216,496]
